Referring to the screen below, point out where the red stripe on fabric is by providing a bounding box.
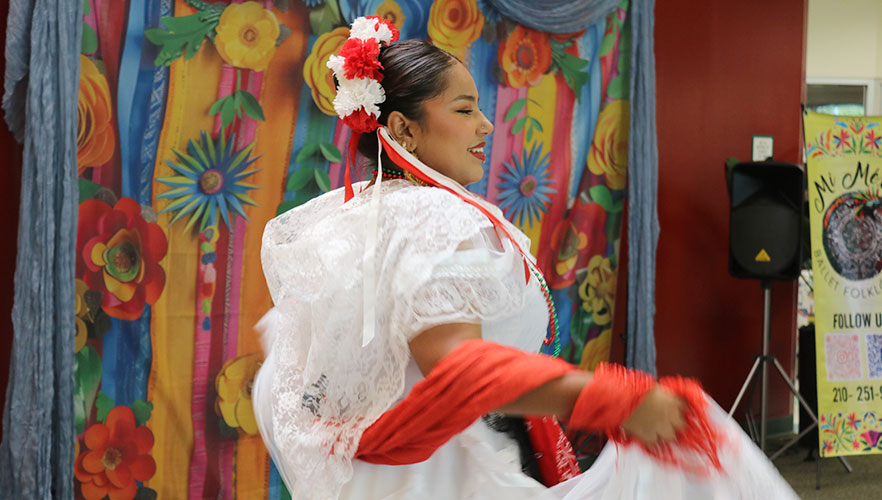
[189,60,238,500]
[485,86,527,203]
[213,65,236,136]
[536,75,575,273]
[204,224,231,499]
[355,340,575,465]
[93,0,127,194]
[329,123,349,188]
[220,440,235,500]
[96,0,124,94]
[239,69,262,146]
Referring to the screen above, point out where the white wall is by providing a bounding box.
[807,0,882,80]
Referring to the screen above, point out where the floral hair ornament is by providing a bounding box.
[327,16,400,202]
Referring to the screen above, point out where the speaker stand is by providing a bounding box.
[727,280,852,478]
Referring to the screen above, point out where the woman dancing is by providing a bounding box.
[253,17,799,500]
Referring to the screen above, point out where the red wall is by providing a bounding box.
[653,0,807,419]
[0,0,24,441]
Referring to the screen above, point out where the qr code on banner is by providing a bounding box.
[825,333,862,381]
[868,334,882,379]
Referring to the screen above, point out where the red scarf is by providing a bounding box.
[354,340,580,485]
[571,363,723,474]
[355,340,722,485]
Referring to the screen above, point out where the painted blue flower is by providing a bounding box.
[338,0,429,40]
[496,143,555,227]
[157,131,260,231]
[476,0,504,25]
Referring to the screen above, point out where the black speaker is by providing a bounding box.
[728,161,805,280]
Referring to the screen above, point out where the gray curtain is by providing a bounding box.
[0,0,82,498]
[625,0,658,375]
[487,0,621,33]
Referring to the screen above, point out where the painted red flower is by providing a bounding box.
[77,197,167,320]
[833,129,851,149]
[866,130,881,150]
[547,199,607,289]
[75,406,156,500]
[498,25,552,88]
[862,430,882,448]
[339,37,384,81]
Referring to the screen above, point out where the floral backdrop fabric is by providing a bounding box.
[72,0,631,498]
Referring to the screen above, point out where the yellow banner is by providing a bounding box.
[804,111,882,457]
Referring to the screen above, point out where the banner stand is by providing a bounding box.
[802,111,882,489]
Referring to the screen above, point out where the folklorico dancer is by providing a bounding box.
[252,15,801,500]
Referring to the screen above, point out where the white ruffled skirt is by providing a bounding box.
[339,401,800,500]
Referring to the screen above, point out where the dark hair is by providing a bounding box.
[355,39,459,171]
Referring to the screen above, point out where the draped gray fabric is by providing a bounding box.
[486,0,621,33]
[625,0,659,375]
[0,0,82,498]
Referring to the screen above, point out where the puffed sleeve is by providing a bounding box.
[378,186,538,343]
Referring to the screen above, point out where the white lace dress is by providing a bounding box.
[252,180,800,500]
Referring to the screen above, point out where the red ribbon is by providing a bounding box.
[377,132,534,285]
[343,131,363,202]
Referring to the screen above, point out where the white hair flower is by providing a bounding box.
[349,17,395,45]
[326,54,345,76]
[333,78,385,119]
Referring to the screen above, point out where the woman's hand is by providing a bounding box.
[621,385,687,446]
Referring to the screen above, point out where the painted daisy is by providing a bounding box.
[496,143,556,227]
[157,130,260,231]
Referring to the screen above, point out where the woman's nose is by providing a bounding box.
[480,112,494,135]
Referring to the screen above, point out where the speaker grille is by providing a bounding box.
[728,162,804,280]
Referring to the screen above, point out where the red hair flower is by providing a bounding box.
[343,108,381,134]
[339,37,384,81]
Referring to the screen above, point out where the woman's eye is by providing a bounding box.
[457,109,474,115]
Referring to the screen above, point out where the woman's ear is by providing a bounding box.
[385,111,419,150]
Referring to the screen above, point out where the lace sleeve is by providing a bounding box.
[390,231,531,339]
[378,186,536,342]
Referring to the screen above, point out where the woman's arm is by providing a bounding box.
[409,322,686,445]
